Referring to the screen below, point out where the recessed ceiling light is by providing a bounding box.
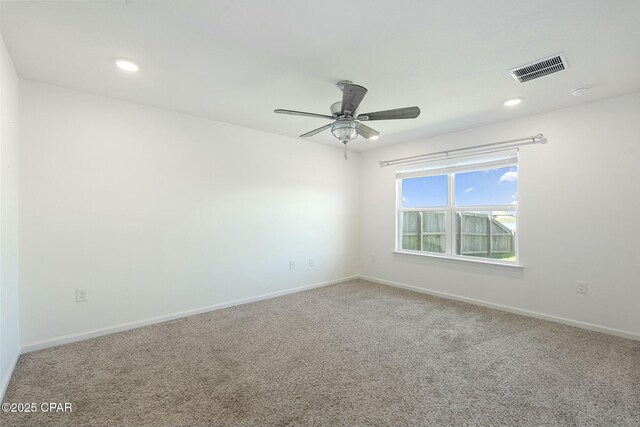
[368,135,379,140]
[115,58,140,72]
[503,98,523,107]
[571,87,589,96]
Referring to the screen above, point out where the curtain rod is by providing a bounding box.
[379,134,546,167]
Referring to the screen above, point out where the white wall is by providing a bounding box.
[0,33,20,396]
[360,92,640,337]
[19,81,359,349]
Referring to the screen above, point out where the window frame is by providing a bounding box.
[395,161,520,267]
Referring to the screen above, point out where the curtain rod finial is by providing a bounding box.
[536,134,547,144]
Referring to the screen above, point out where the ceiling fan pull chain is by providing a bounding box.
[344,142,348,160]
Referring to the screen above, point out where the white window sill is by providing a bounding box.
[392,250,524,269]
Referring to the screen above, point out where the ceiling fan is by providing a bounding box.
[275,80,420,159]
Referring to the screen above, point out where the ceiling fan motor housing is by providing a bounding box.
[330,101,360,119]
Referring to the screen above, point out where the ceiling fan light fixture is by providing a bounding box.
[331,120,358,142]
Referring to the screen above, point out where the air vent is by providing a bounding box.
[509,53,568,83]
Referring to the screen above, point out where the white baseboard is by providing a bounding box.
[360,275,640,341]
[19,273,639,354]
[22,275,358,353]
[1,352,20,401]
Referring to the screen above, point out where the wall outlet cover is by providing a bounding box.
[576,280,588,294]
[75,288,88,302]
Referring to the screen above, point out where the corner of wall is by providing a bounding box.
[0,31,22,400]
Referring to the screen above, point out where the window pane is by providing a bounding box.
[401,211,446,253]
[454,211,516,261]
[401,175,448,208]
[455,166,517,206]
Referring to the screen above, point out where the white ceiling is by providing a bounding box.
[2,0,640,151]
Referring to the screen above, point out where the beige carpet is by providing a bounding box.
[2,280,638,426]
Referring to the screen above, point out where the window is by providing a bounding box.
[400,175,448,253]
[396,151,518,264]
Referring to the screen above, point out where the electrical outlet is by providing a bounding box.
[370,254,376,263]
[75,288,88,302]
[309,258,314,267]
[289,260,295,270]
[576,280,588,294]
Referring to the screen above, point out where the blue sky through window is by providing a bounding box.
[401,166,517,208]
[455,166,517,206]
[402,175,448,207]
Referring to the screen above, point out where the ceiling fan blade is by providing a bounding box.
[300,123,333,137]
[358,106,420,121]
[355,122,380,139]
[274,109,334,120]
[340,84,368,116]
